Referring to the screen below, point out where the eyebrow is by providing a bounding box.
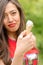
[10,10,17,13]
[5,9,17,14]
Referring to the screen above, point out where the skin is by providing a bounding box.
[2,2,36,65]
[0,60,4,65]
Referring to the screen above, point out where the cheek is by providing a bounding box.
[3,18,7,24]
[16,14,20,21]
[14,13,20,22]
[3,20,6,26]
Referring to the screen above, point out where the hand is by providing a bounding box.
[15,30,36,56]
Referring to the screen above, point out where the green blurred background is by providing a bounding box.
[19,0,43,65]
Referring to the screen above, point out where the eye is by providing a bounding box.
[11,11,16,16]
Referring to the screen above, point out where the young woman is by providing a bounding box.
[0,0,37,65]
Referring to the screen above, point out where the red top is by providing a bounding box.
[8,37,39,58]
[8,38,16,58]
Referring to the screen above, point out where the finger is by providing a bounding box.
[32,35,36,46]
[32,35,36,41]
[18,30,27,39]
[23,43,34,54]
[23,32,32,40]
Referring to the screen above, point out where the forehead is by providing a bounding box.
[5,2,18,13]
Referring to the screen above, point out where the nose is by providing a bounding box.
[8,14,13,23]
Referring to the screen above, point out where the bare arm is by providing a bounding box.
[11,30,36,65]
[11,53,23,65]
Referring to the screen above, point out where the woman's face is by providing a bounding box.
[3,2,20,32]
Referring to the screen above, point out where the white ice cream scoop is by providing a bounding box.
[19,20,33,39]
[26,20,33,34]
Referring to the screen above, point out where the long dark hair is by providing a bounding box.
[0,0,25,64]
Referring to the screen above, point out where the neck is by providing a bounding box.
[7,32,17,41]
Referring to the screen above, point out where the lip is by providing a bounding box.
[8,23,16,28]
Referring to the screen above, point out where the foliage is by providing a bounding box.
[19,0,43,65]
[19,0,43,52]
